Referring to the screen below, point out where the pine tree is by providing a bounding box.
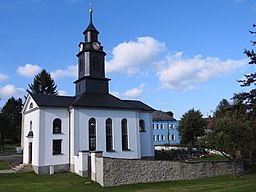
[235,24,256,111]
[28,69,58,95]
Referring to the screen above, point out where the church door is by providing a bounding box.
[28,142,32,164]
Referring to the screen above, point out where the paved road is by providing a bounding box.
[0,154,22,160]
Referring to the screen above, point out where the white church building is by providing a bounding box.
[21,8,155,175]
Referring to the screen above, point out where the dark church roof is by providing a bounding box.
[30,93,154,112]
[30,94,75,107]
[153,110,175,121]
[83,8,99,35]
[124,100,155,111]
[72,93,139,110]
[83,21,99,34]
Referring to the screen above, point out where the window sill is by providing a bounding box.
[140,130,146,132]
[52,153,63,156]
[122,149,131,151]
[53,133,63,135]
[106,150,116,152]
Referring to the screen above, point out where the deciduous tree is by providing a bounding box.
[0,113,10,151]
[202,99,254,174]
[178,109,206,148]
[1,97,23,142]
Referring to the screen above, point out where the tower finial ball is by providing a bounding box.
[89,3,93,13]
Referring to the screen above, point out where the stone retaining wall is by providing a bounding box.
[94,157,244,187]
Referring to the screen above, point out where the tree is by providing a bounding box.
[1,97,23,143]
[214,99,231,118]
[202,100,254,175]
[28,69,58,95]
[201,24,256,172]
[0,112,10,151]
[236,24,256,112]
[178,109,206,147]
[211,105,247,158]
[233,24,256,164]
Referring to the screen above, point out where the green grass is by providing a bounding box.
[0,170,255,192]
[0,161,10,170]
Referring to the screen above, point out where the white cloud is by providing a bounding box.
[111,83,145,99]
[122,87,143,98]
[0,73,9,81]
[106,36,165,75]
[17,64,42,77]
[0,84,26,99]
[155,52,247,91]
[51,65,77,79]
[58,90,67,96]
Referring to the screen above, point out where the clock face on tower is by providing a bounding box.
[92,42,100,50]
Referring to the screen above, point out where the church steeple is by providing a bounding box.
[83,4,99,43]
[74,5,110,96]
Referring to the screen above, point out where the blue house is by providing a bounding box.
[153,111,180,145]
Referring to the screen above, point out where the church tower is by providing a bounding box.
[74,5,110,95]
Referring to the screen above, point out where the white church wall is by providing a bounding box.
[70,107,84,172]
[69,107,76,167]
[22,107,40,165]
[73,108,142,159]
[38,107,70,166]
[139,112,155,158]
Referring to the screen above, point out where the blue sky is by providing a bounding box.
[0,0,255,119]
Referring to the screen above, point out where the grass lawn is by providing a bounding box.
[0,170,255,192]
[0,161,10,170]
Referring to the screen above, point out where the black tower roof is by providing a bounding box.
[83,5,99,35]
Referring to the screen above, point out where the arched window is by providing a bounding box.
[29,102,33,109]
[139,119,145,132]
[121,119,128,150]
[27,121,33,138]
[53,118,61,134]
[106,118,113,151]
[89,118,96,151]
[29,121,33,131]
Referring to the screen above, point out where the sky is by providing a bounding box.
[0,0,255,119]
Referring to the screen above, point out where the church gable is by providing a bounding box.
[22,94,39,114]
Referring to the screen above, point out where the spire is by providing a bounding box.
[89,3,93,23]
[83,3,99,35]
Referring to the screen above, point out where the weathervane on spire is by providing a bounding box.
[89,3,93,23]
[89,3,93,13]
